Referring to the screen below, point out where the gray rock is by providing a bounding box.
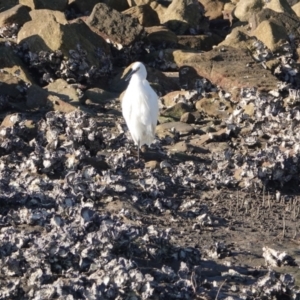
[86,3,144,47]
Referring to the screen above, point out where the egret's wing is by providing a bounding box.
[121,90,132,126]
[140,80,159,129]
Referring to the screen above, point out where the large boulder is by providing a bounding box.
[249,8,300,37]
[17,10,109,67]
[86,3,144,47]
[234,0,264,22]
[160,0,205,34]
[252,20,288,52]
[123,4,160,26]
[162,46,279,96]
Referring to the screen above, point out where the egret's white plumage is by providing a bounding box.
[122,62,159,159]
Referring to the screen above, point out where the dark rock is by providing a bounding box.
[69,0,129,13]
[0,4,31,27]
[0,72,26,98]
[19,0,68,11]
[0,0,18,11]
[86,3,144,47]
[26,84,48,108]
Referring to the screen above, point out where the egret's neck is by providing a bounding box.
[130,74,144,84]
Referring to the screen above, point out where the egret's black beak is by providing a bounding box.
[125,67,140,81]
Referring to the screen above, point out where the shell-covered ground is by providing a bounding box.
[1,0,300,299]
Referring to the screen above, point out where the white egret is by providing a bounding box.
[122,62,159,160]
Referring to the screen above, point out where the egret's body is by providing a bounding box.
[122,62,159,159]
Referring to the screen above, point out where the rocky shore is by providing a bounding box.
[0,0,300,299]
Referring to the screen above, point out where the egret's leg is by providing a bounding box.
[137,140,140,161]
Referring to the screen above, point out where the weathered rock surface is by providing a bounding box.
[123,4,160,26]
[219,27,257,50]
[252,20,288,52]
[292,1,300,17]
[86,3,144,47]
[249,8,300,38]
[17,13,109,67]
[176,46,279,95]
[234,0,264,22]
[44,79,80,104]
[160,0,205,34]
